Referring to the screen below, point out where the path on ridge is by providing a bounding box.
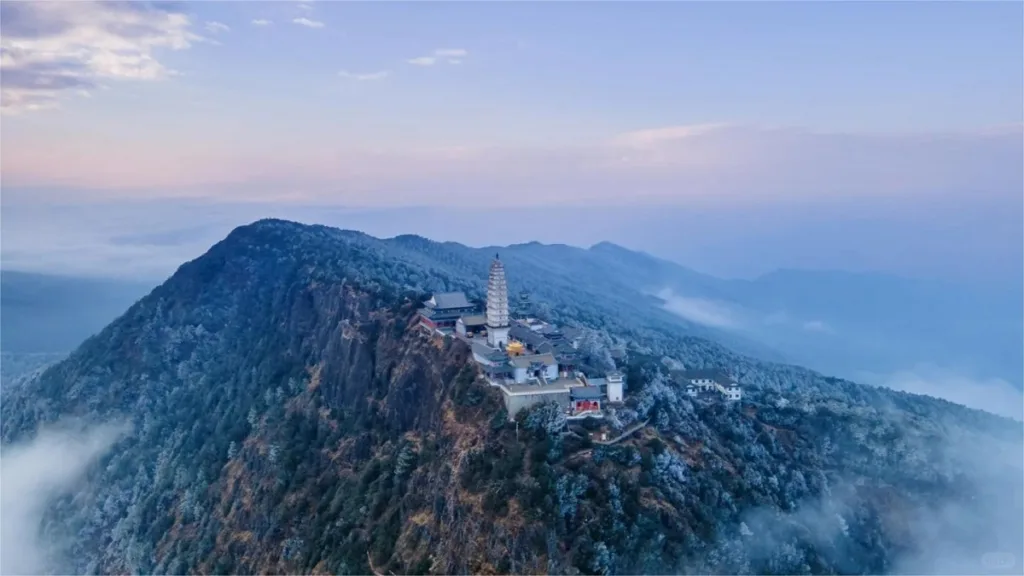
[595,419,650,446]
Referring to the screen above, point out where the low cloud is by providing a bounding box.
[735,459,1022,575]
[292,17,324,28]
[864,365,1024,421]
[801,320,832,333]
[408,48,469,67]
[0,420,131,574]
[205,21,230,34]
[725,397,1023,575]
[657,288,740,329]
[763,311,835,334]
[0,1,203,114]
[338,70,390,81]
[251,19,272,26]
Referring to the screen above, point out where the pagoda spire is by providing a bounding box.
[486,255,510,347]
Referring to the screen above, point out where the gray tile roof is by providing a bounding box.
[459,314,487,327]
[510,352,558,368]
[471,341,508,361]
[536,342,556,355]
[571,386,604,400]
[560,326,583,340]
[430,291,472,310]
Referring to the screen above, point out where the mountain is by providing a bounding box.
[0,271,153,354]
[585,243,1024,391]
[2,219,1021,575]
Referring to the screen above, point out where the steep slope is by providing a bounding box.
[2,219,1022,575]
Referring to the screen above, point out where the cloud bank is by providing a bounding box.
[735,434,1023,575]
[657,289,741,329]
[4,123,1020,208]
[0,420,130,574]
[0,1,203,114]
[339,70,390,81]
[407,48,469,66]
[866,365,1024,421]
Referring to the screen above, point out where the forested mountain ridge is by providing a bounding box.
[2,219,1021,575]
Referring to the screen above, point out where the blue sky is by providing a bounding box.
[1,0,1021,285]
[5,1,1022,141]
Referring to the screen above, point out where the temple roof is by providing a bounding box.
[571,386,604,400]
[459,314,487,327]
[429,291,472,310]
[510,352,558,368]
[470,341,508,360]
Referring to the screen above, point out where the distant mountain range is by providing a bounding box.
[584,242,1023,390]
[416,236,1020,393]
[3,233,1019,397]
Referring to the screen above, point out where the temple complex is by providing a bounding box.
[417,254,630,419]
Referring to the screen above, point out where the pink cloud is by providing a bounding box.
[2,124,1020,208]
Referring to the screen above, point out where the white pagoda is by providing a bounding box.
[485,253,510,348]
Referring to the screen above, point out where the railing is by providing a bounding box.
[595,419,650,445]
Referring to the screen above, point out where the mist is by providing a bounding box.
[656,289,741,329]
[2,193,1020,288]
[862,365,1024,422]
[0,420,130,575]
[732,415,1024,575]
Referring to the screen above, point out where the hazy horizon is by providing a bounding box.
[3,1,1021,288]
[3,197,1022,290]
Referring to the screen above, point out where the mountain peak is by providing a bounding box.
[589,240,633,253]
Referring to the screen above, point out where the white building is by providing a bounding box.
[511,353,559,383]
[455,314,487,337]
[680,369,742,401]
[606,371,625,403]
[725,382,742,401]
[486,254,510,348]
[500,381,572,418]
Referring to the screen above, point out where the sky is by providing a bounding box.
[1,0,1022,284]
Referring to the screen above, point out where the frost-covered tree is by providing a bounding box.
[524,402,567,436]
[555,473,588,521]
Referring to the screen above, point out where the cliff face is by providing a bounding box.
[2,220,1021,576]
